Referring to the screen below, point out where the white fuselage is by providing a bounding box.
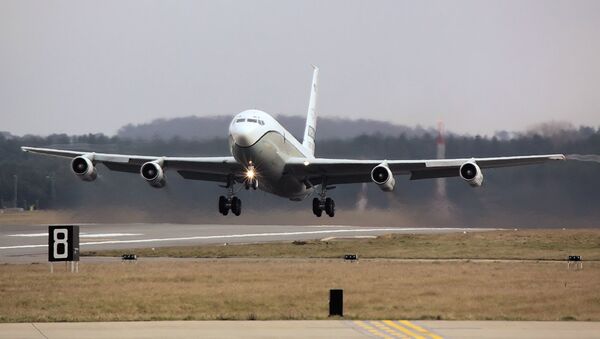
[228,110,314,200]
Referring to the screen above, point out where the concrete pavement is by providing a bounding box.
[1,320,598,339]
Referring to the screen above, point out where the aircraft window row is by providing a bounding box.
[248,119,265,125]
[235,118,265,125]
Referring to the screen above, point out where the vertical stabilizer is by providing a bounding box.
[302,66,319,156]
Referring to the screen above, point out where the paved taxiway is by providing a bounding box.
[1,320,599,339]
[0,223,493,263]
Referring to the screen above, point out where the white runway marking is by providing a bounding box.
[8,233,50,237]
[8,233,143,238]
[81,233,144,238]
[0,228,487,250]
[320,235,377,241]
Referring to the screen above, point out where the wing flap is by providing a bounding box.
[410,167,460,180]
[177,171,231,183]
[102,162,141,173]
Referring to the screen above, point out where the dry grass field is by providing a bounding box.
[86,229,600,260]
[2,224,599,322]
[1,260,599,322]
[0,210,73,225]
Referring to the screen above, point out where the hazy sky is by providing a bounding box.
[1,0,599,136]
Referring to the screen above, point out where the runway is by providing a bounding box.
[0,224,494,263]
[1,320,598,339]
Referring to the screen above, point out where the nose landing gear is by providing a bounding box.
[244,164,258,190]
[244,178,258,190]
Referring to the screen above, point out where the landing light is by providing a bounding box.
[246,168,255,179]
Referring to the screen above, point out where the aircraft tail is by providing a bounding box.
[302,65,319,156]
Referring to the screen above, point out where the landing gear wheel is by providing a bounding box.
[219,196,228,215]
[251,179,258,190]
[325,198,335,217]
[312,198,322,217]
[231,197,242,216]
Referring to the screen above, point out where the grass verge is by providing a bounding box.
[1,260,599,322]
[84,229,600,260]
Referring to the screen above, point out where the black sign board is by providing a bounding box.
[329,289,344,317]
[48,226,79,262]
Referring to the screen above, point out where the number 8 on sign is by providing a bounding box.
[53,229,69,259]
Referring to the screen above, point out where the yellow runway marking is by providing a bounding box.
[399,320,443,339]
[353,320,443,339]
[369,321,408,338]
[354,320,394,339]
[383,320,426,339]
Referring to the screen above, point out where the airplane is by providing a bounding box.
[22,66,565,217]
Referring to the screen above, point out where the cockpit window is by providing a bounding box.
[258,120,265,125]
[236,118,245,123]
[247,118,258,123]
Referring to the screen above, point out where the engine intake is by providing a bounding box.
[71,156,97,181]
[459,162,483,187]
[141,161,166,188]
[371,163,395,192]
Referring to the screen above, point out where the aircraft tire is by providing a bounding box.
[325,198,335,217]
[219,196,228,215]
[312,198,322,216]
[231,197,242,216]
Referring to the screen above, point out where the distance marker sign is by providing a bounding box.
[48,225,79,262]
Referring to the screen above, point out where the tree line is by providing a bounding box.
[0,127,599,226]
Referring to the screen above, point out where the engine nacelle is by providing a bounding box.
[370,163,395,192]
[459,162,483,187]
[71,156,97,181]
[141,161,166,188]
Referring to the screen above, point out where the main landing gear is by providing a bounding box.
[219,177,242,216]
[219,195,241,216]
[312,185,335,217]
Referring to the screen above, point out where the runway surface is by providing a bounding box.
[0,223,493,263]
[1,320,598,339]
[0,223,492,263]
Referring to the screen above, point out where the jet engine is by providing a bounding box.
[459,162,483,187]
[370,163,395,192]
[71,156,97,181]
[141,161,166,188]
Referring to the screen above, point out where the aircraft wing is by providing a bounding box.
[21,147,244,183]
[284,154,566,185]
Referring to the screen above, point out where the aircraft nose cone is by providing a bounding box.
[231,132,253,147]
[230,123,258,147]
